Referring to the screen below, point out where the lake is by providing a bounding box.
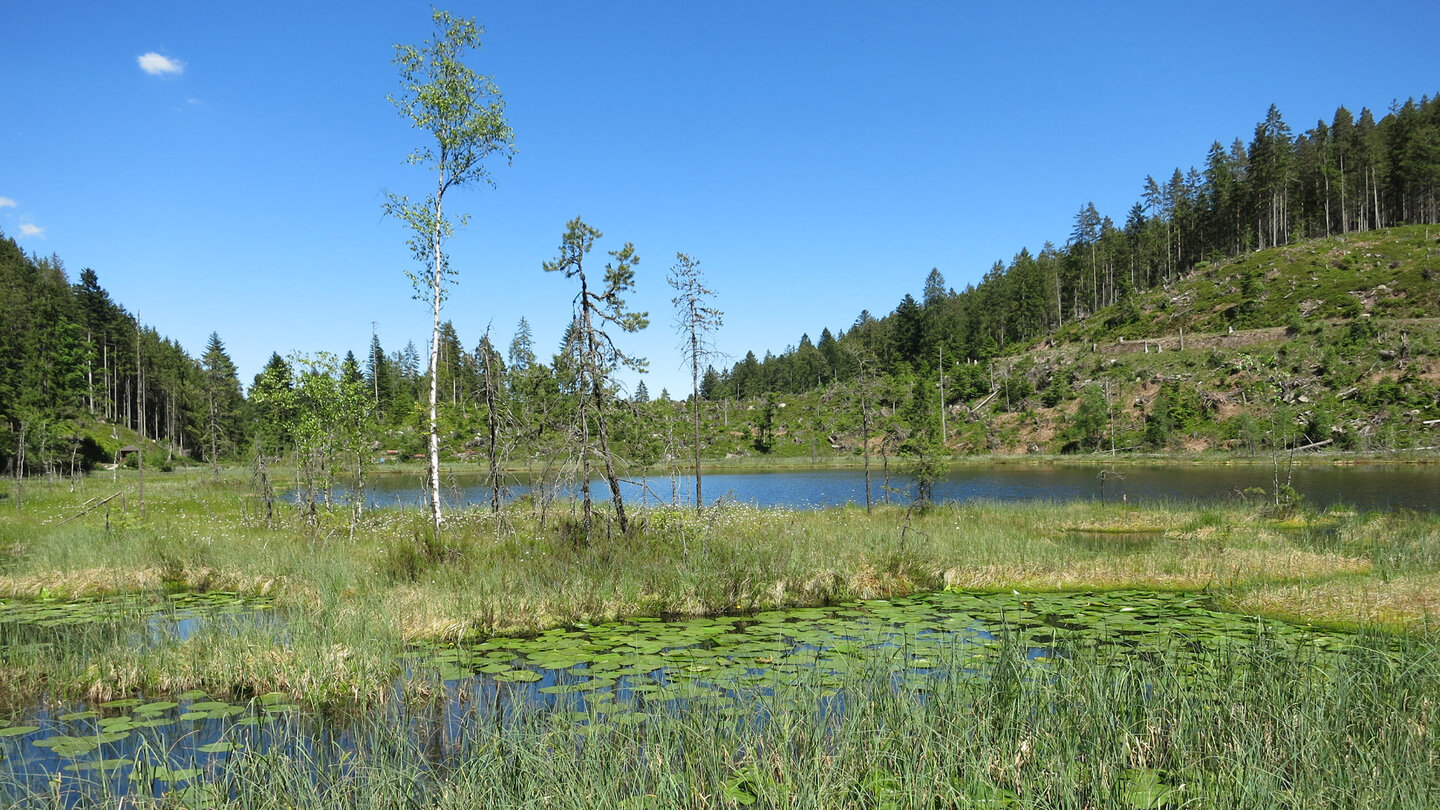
[354,461,1440,512]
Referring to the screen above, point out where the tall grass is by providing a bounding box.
[8,627,1433,809]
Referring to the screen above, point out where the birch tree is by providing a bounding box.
[384,8,514,545]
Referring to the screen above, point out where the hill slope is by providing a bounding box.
[685,226,1440,461]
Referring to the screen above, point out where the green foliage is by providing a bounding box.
[1145,382,1204,449]
[543,217,650,535]
[1040,369,1071,407]
[753,394,778,453]
[382,10,514,301]
[1065,385,1109,453]
[385,7,515,540]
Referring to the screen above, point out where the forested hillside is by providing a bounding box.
[3,95,1438,482]
[713,97,1440,397]
[0,235,245,476]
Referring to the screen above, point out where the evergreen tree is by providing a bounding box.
[668,251,723,511]
[892,293,923,364]
[200,332,244,479]
[366,332,394,421]
[1247,104,1296,249]
[699,365,720,400]
[249,353,295,458]
[508,316,536,370]
[543,217,649,536]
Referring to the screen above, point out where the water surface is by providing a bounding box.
[353,462,1440,512]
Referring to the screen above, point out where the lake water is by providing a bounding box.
[355,462,1440,512]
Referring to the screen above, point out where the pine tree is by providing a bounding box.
[200,332,244,480]
[543,217,649,537]
[668,252,722,512]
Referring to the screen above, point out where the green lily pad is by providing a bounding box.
[132,717,177,729]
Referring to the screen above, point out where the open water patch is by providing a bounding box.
[0,690,309,806]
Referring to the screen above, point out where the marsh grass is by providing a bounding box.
[12,627,1435,809]
[0,474,1436,709]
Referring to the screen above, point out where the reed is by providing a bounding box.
[9,625,1431,809]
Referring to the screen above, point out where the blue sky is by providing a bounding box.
[4,1,1438,397]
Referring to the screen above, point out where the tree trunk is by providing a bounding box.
[135,324,145,518]
[426,194,445,546]
[861,391,873,514]
[691,331,703,514]
[592,371,627,534]
[483,347,502,515]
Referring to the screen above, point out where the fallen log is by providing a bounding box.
[57,491,123,525]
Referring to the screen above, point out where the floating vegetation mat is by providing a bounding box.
[0,591,276,646]
[399,589,1350,721]
[0,590,1376,805]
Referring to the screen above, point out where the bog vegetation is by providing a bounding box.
[2,477,1440,807]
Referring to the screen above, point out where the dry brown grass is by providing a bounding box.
[1228,572,1440,630]
[0,566,166,597]
[943,547,1370,593]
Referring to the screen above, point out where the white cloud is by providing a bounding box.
[19,223,45,238]
[138,52,184,76]
[0,197,16,209]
